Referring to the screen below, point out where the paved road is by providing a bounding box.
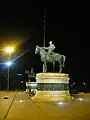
[0,91,90,120]
[0,91,16,120]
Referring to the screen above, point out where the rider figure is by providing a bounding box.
[43,41,56,56]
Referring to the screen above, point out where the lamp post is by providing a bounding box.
[5,47,14,91]
[43,8,46,72]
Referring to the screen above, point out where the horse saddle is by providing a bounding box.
[48,53,54,58]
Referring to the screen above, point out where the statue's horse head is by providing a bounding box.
[35,45,40,54]
[35,45,45,54]
[35,45,46,60]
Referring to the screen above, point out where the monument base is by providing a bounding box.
[36,72,69,83]
[35,72,70,97]
[32,91,71,102]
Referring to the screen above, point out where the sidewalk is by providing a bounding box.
[0,91,16,120]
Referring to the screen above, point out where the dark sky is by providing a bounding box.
[0,5,89,81]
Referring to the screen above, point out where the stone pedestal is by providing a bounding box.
[36,73,69,84]
[35,73,70,97]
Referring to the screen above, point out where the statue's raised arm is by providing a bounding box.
[42,47,49,50]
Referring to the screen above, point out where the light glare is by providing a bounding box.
[58,102,64,105]
[78,98,83,101]
[5,47,14,53]
[6,61,12,66]
[19,100,23,103]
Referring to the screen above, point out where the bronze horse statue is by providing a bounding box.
[35,45,66,72]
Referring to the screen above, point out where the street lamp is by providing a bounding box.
[5,47,14,91]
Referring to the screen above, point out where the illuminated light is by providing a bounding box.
[83,82,86,85]
[71,96,75,100]
[78,98,83,101]
[18,93,20,94]
[30,83,37,87]
[21,81,23,83]
[49,91,60,95]
[19,100,23,103]
[58,102,64,105]
[6,61,12,66]
[5,47,14,53]
[17,73,23,76]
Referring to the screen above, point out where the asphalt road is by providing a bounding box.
[0,91,90,120]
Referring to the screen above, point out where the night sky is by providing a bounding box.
[0,5,89,85]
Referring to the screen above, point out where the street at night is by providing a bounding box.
[0,91,90,120]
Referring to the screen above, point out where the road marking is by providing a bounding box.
[2,94,16,120]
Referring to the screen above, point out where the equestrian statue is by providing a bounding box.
[35,41,66,73]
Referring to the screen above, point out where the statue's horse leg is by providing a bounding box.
[59,65,62,72]
[58,60,62,73]
[53,62,55,72]
[43,61,47,72]
[43,64,45,72]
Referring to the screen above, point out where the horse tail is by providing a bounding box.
[62,55,66,67]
